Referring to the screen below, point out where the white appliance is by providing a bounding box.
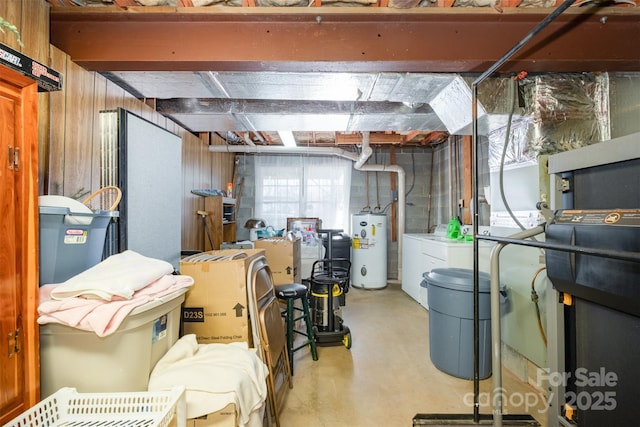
[401,224,491,309]
[351,213,387,289]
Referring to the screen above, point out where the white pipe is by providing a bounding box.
[354,132,373,169]
[209,144,358,160]
[208,139,405,281]
[242,133,256,147]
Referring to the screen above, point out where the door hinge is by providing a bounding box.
[8,145,19,171]
[8,328,20,358]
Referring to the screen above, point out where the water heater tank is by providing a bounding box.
[351,213,387,289]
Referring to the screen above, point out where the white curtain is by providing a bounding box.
[255,155,352,231]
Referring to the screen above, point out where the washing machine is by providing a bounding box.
[351,213,387,289]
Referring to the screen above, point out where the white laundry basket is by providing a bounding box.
[3,386,187,427]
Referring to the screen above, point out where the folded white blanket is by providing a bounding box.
[38,274,193,337]
[50,250,175,300]
[148,335,269,427]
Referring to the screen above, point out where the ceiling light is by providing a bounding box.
[278,131,297,147]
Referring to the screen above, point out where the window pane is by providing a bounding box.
[255,156,351,231]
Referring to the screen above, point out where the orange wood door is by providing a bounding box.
[0,66,40,425]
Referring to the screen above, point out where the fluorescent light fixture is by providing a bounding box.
[278,131,297,147]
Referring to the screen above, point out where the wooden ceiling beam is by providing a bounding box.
[400,130,421,145]
[419,131,449,145]
[335,132,408,145]
[49,7,640,73]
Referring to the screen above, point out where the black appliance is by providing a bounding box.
[545,137,640,426]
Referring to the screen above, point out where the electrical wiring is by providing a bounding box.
[530,266,548,347]
[405,149,416,198]
[498,77,529,232]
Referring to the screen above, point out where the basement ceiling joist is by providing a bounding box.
[50,7,640,74]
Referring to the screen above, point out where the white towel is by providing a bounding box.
[50,250,175,301]
[38,274,193,337]
[148,335,268,427]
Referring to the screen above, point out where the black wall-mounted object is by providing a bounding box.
[0,43,62,92]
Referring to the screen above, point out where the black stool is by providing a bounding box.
[274,283,318,375]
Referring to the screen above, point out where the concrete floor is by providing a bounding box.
[278,283,548,427]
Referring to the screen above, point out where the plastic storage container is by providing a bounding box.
[39,289,186,398]
[39,205,118,285]
[424,268,501,380]
[3,386,186,427]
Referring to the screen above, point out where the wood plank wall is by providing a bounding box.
[0,0,234,252]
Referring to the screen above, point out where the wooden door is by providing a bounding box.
[0,65,40,424]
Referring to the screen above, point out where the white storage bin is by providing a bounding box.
[3,386,186,427]
[40,289,186,398]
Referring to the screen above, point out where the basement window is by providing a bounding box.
[255,155,352,231]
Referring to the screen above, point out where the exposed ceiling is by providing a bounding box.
[48,2,640,147]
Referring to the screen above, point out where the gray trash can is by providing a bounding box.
[423,268,502,380]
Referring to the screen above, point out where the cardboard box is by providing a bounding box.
[188,404,236,427]
[179,249,264,345]
[254,237,301,285]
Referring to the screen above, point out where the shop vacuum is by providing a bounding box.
[308,229,352,348]
[309,258,352,348]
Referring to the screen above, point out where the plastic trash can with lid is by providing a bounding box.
[423,267,506,380]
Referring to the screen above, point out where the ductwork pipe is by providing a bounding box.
[209,137,405,282]
[354,131,373,169]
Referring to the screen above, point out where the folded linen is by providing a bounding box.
[148,335,268,427]
[38,274,193,337]
[49,250,175,300]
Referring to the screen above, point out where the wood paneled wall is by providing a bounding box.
[0,0,234,252]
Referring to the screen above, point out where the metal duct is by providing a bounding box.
[484,73,610,170]
[109,71,458,135]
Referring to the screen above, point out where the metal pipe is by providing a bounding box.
[448,138,454,219]
[427,151,434,233]
[480,234,640,263]
[471,1,577,424]
[489,225,546,425]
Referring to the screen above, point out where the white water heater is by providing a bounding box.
[351,213,387,289]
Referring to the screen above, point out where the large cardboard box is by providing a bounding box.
[254,237,301,285]
[179,249,264,344]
